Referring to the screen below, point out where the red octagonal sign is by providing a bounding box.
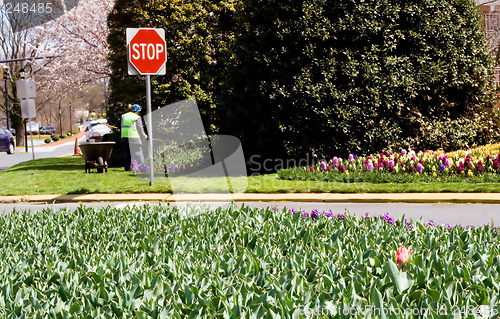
[128,28,167,75]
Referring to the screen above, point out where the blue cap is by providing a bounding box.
[131,104,141,112]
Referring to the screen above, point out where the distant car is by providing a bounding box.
[85,121,99,136]
[0,127,15,154]
[9,128,15,136]
[86,124,112,142]
[40,126,56,134]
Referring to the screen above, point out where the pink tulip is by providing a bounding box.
[396,246,413,266]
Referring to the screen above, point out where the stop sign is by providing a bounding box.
[128,28,167,75]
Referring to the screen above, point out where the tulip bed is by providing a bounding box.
[278,144,500,183]
[0,204,498,318]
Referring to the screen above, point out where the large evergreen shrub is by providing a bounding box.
[219,0,500,163]
[107,0,499,170]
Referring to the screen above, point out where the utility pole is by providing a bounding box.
[1,66,10,130]
[58,101,62,135]
[69,102,72,134]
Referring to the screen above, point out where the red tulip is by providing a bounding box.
[396,246,413,265]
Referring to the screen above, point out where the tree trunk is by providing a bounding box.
[15,122,24,146]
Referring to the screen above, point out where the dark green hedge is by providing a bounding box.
[108,0,499,167]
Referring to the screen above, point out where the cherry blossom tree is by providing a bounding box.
[0,0,114,143]
[29,0,114,106]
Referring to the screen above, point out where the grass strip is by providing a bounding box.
[2,157,500,195]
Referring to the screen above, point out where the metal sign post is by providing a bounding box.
[127,28,167,186]
[146,75,154,185]
[17,79,36,159]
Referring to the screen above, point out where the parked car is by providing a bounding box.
[9,128,15,136]
[40,126,56,134]
[86,124,112,142]
[0,127,15,154]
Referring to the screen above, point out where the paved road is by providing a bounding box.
[0,135,85,172]
[0,201,497,227]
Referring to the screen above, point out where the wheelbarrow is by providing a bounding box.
[79,141,115,173]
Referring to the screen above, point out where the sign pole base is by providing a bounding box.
[29,118,34,160]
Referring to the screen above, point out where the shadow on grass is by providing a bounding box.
[67,188,92,194]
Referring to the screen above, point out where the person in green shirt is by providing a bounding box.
[116,104,148,171]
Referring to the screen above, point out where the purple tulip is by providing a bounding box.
[416,163,423,173]
[388,160,395,172]
[405,219,412,230]
[444,158,450,168]
[332,157,339,167]
[382,213,394,224]
[324,210,335,219]
[438,154,445,161]
[310,209,320,220]
[477,160,483,172]
[439,164,445,172]
[321,161,327,171]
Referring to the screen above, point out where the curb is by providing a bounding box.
[3,193,500,204]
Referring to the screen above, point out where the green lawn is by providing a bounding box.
[1,156,500,195]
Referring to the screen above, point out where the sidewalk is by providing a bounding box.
[16,131,86,150]
[3,193,500,204]
[37,131,86,148]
